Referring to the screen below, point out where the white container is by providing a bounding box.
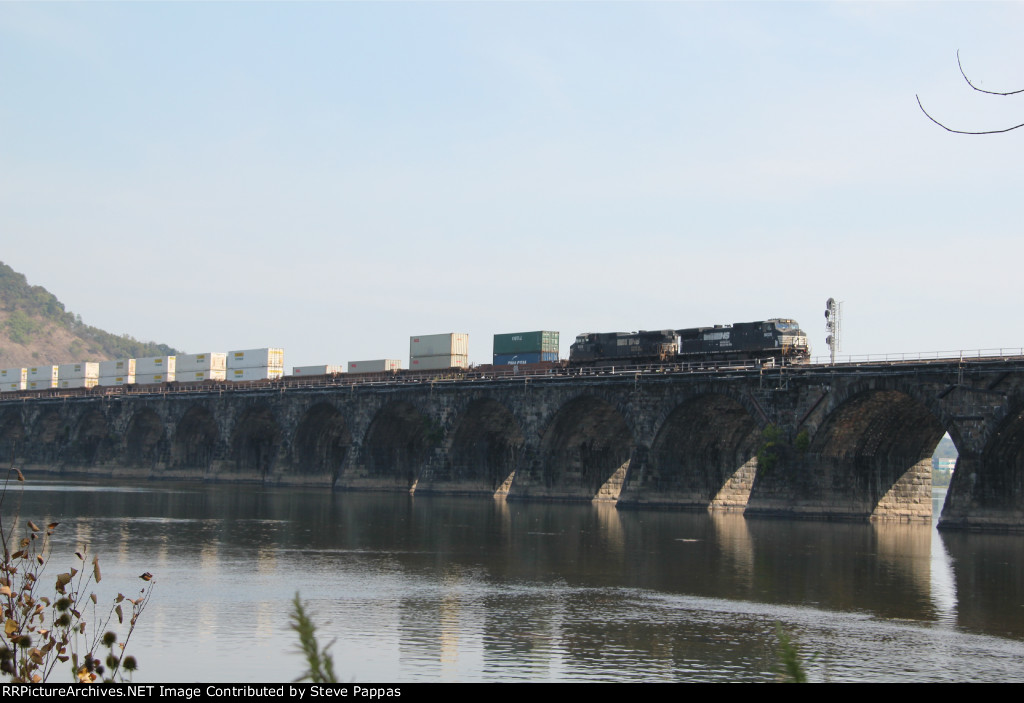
[135,372,175,384]
[4,380,26,391]
[228,367,283,382]
[99,359,136,377]
[26,366,58,383]
[135,356,176,375]
[410,333,468,359]
[176,353,227,373]
[347,359,402,374]
[27,379,57,390]
[227,348,284,370]
[98,375,135,386]
[1,368,26,383]
[58,362,100,380]
[177,369,226,382]
[409,354,469,371]
[293,365,344,376]
[59,377,98,389]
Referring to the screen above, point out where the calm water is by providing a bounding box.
[5,480,1024,682]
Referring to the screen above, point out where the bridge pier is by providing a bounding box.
[744,452,933,522]
[938,454,1024,530]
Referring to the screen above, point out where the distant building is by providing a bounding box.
[933,457,956,472]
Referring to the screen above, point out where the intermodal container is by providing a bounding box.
[177,370,227,382]
[347,359,402,374]
[135,372,175,384]
[99,359,135,377]
[493,352,559,366]
[409,333,468,359]
[227,348,284,370]
[293,365,344,376]
[176,353,227,373]
[59,377,98,389]
[409,354,469,371]
[27,379,57,390]
[1,368,26,383]
[4,380,26,391]
[135,356,175,375]
[58,362,100,380]
[26,366,58,383]
[98,375,135,386]
[228,367,284,381]
[493,331,559,356]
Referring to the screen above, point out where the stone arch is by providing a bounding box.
[640,392,762,509]
[443,398,525,493]
[361,401,436,489]
[67,409,115,467]
[123,409,165,468]
[803,388,945,520]
[172,406,219,470]
[292,402,351,477]
[537,394,634,501]
[0,411,25,466]
[231,405,279,476]
[28,410,64,464]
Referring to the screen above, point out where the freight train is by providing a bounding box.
[569,319,809,366]
[0,318,809,399]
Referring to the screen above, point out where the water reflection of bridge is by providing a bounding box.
[3,356,1024,531]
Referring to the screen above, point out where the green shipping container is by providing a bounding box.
[493,331,560,356]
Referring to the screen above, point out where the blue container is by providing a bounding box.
[493,352,559,366]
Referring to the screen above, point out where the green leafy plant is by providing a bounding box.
[757,424,784,474]
[774,623,808,683]
[0,468,152,683]
[290,593,337,683]
[794,428,810,455]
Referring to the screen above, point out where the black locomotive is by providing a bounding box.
[569,330,678,365]
[569,318,809,366]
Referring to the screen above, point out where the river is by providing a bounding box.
[5,479,1023,682]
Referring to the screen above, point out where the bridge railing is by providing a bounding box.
[812,348,1024,365]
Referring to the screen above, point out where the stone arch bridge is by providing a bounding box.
[2,357,1024,531]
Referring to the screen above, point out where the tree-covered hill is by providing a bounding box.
[0,261,179,368]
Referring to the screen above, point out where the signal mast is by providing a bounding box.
[825,298,842,364]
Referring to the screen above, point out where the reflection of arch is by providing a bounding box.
[647,393,760,507]
[172,406,219,470]
[362,402,434,488]
[68,409,113,466]
[540,395,633,497]
[293,403,351,477]
[447,398,524,491]
[124,409,164,468]
[810,389,944,517]
[0,411,25,465]
[231,405,279,475]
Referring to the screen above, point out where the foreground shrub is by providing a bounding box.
[0,469,152,683]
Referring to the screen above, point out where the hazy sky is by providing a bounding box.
[2,1,1022,368]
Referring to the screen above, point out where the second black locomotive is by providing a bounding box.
[569,318,809,366]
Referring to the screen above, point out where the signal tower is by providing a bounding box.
[825,298,842,364]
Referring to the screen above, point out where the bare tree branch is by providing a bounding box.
[916,94,1024,134]
[958,49,1024,96]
